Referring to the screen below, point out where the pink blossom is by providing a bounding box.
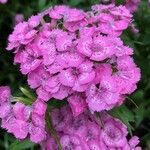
[13,102,31,121]
[68,93,87,116]
[0,103,11,118]
[60,135,84,150]
[28,15,41,28]
[6,4,140,111]
[41,106,141,149]
[59,61,95,92]
[101,119,128,147]
[77,35,114,61]
[4,5,142,148]
[27,66,50,89]
[49,5,69,20]
[129,136,141,149]
[86,75,120,112]
[36,86,52,101]
[14,51,42,75]
[29,125,46,143]
[32,99,47,116]
[11,119,29,139]
[7,22,37,50]
[0,86,11,103]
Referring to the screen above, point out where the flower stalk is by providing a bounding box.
[45,108,62,150]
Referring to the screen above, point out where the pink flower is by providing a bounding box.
[32,112,45,128]
[51,107,73,132]
[91,4,132,36]
[113,56,141,94]
[68,93,87,117]
[7,22,37,50]
[101,119,128,147]
[0,103,11,118]
[94,64,112,84]
[50,7,88,32]
[64,8,86,22]
[41,42,56,66]
[49,5,69,20]
[52,85,72,100]
[98,13,129,36]
[86,75,120,112]
[11,119,29,139]
[28,15,41,28]
[29,125,46,143]
[13,102,31,121]
[55,34,73,52]
[32,99,47,116]
[36,86,52,101]
[27,66,50,89]
[14,51,42,75]
[59,60,95,92]
[0,86,11,103]
[60,135,83,150]
[77,35,114,61]
[129,136,140,149]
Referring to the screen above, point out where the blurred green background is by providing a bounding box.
[0,0,150,149]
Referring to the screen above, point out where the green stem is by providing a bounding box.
[12,96,33,105]
[45,109,62,150]
[19,87,36,100]
[127,97,138,108]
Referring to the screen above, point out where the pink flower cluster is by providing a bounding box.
[0,87,141,149]
[0,86,47,143]
[41,106,141,150]
[7,4,140,115]
[0,3,142,149]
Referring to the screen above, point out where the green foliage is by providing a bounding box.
[9,140,35,150]
[109,105,135,136]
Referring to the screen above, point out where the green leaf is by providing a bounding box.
[9,140,35,150]
[109,105,135,136]
[131,90,144,101]
[47,99,68,108]
[19,87,36,100]
[12,97,33,105]
[116,0,124,5]
[38,0,46,10]
[134,105,145,128]
[69,0,83,6]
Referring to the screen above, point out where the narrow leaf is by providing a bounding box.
[9,140,35,150]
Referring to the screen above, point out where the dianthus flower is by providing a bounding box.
[0,87,48,143]
[6,4,140,115]
[0,87,141,149]
[41,106,141,150]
